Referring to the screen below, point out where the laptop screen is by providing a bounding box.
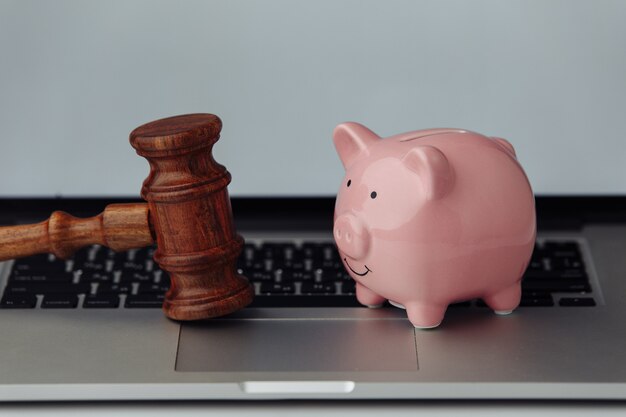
[0,0,624,198]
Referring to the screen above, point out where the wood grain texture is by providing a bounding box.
[130,114,254,321]
[0,203,154,261]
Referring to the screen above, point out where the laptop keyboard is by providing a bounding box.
[0,240,596,309]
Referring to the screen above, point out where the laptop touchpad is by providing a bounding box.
[176,319,418,372]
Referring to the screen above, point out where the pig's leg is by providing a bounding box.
[405,303,447,329]
[356,282,386,308]
[483,282,522,315]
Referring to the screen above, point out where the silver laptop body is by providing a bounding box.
[0,198,625,401]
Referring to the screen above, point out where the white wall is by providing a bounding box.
[0,0,625,197]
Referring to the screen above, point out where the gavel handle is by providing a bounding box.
[0,203,155,261]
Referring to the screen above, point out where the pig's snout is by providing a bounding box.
[334,214,370,260]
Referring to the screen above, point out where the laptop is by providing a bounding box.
[1,0,626,401]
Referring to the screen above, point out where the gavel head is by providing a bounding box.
[129,114,254,321]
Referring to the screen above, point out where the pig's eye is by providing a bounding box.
[370,191,377,199]
[347,179,352,187]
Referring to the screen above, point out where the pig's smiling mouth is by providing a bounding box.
[343,257,372,276]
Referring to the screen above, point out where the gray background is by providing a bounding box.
[0,0,624,197]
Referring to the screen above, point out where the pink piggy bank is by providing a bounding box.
[333,123,536,329]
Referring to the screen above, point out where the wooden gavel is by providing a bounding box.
[0,114,254,320]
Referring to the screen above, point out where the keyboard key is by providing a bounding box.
[527,258,544,271]
[4,283,90,295]
[242,244,258,261]
[551,256,584,271]
[321,244,340,261]
[120,271,155,283]
[543,241,580,257]
[11,258,67,274]
[97,283,132,294]
[314,267,345,282]
[115,260,145,272]
[522,279,590,292]
[41,294,78,309]
[340,281,356,295]
[519,297,554,307]
[81,272,114,283]
[559,297,596,307]
[320,260,343,270]
[301,282,336,295]
[301,243,323,260]
[261,243,297,261]
[0,294,37,309]
[136,283,170,294]
[241,261,266,271]
[523,270,587,280]
[158,274,170,286]
[522,290,553,299]
[281,260,306,270]
[125,294,164,308]
[83,295,120,309]
[9,272,73,284]
[279,270,313,282]
[259,282,295,294]
[78,261,107,273]
[134,246,157,260]
[246,271,273,282]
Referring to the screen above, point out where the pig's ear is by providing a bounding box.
[491,137,517,158]
[402,146,453,200]
[333,122,380,169]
